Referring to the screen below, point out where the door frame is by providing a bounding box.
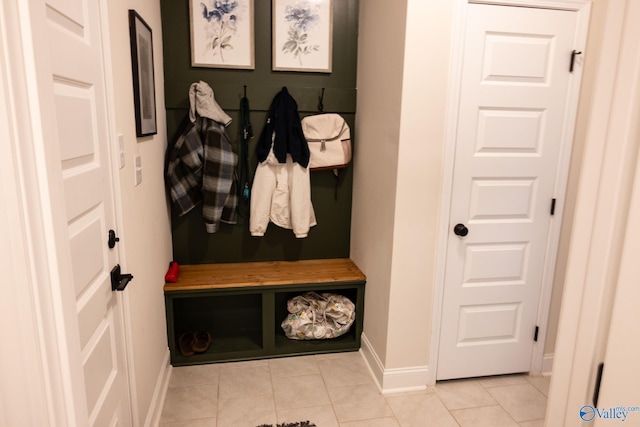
[428,0,591,385]
[547,1,640,424]
[98,0,138,423]
[1,0,134,424]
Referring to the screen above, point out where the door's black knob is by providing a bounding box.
[108,229,120,249]
[453,223,469,237]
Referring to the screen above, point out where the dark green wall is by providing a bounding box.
[160,0,359,264]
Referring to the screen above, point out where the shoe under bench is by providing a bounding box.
[164,258,366,366]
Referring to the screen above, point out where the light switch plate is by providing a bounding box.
[134,154,142,186]
[118,134,125,169]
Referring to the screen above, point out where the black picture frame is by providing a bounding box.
[129,10,157,137]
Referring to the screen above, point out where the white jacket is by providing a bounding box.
[250,149,316,238]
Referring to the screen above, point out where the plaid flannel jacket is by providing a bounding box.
[167,117,238,233]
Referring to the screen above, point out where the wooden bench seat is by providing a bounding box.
[164,258,366,365]
[164,258,366,291]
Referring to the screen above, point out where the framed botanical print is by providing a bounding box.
[190,0,255,69]
[272,0,333,73]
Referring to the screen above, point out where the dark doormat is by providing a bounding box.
[256,422,316,427]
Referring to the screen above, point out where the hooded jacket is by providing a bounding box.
[166,82,238,233]
[250,147,316,239]
[250,88,315,238]
[256,87,310,167]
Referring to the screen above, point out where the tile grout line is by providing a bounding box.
[316,355,348,426]
[433,374,548,426]
[268,360,278,425]
[217,365,221,427]
[431,391,463,427]
[480,377,549,425]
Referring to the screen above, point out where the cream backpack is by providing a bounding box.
[301,113,351,171]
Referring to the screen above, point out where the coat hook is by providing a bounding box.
[243,85,247,98]
[318,87,325,112]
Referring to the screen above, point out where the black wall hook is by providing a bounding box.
[318,87,325,112]
[243,85,247,98]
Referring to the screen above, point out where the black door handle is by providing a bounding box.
[110,264,133,291]
[453,223,469,237]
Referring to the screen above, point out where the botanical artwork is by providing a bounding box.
[282,2,320,64]
[190,0,254,69]
[273,0,333,72]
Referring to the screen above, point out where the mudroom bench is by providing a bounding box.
[164,258,366,366]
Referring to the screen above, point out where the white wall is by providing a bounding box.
[353,0,454,388]
[351,0,406,376]
[106,1,173,424]
[387,0,454,371]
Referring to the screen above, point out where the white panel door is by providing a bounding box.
[34,0,132,424]
[437,4,579,380]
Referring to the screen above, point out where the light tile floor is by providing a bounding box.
[159,351,550,427]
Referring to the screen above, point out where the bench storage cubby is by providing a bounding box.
[164,258,366,366]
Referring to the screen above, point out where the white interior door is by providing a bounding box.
[437,3,580,380]
[31,0,132,424]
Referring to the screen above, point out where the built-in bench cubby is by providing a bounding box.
[164,258,366,366]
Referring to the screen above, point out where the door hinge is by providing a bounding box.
[593,362,604,407]
[534,326,539,342]
[550,198,556,216]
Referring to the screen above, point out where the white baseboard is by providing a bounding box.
[542,353,554,376]
[360,333,429,394]
[144,348,172,427]
[360,333,385,390]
